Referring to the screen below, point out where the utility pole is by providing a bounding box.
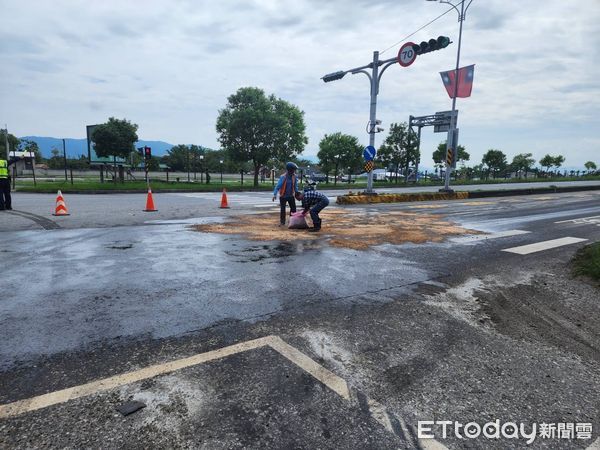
[428,0,474,191]
[322,50,396,194]
[62,138,68,181]
[4,125,9,160]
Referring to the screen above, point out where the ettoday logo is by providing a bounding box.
[418,420,593,444]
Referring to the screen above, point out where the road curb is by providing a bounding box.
[336,184,600,204]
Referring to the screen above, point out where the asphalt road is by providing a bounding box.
[1,189,599,449]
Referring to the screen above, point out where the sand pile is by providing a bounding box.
[192,210,479,251]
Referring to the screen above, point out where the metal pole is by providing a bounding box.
[31,152,37,187]
[187,147,190,182]
[367,51,379,194]
[416,125,422,183]
[443,0,465,192]
[62,139,68,182]
[4,126,9,160]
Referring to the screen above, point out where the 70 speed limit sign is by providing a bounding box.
[397,41,416,67]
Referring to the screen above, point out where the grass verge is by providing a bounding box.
[572,242,600,281]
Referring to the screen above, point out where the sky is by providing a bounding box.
[1,0,599,169]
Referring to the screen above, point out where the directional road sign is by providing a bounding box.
[363,145,376,161]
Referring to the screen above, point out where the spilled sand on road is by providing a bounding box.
[192,210,480,250]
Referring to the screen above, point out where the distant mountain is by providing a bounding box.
[20,136,176,159]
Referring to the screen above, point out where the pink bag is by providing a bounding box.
[288,211,308,229]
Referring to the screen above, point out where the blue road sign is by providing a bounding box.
[363,145,376,161]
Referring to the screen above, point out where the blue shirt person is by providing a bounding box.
[272,162,300,226]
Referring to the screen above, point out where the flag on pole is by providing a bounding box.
[440,64,475,98]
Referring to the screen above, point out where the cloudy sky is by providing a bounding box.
[1,0,599,169]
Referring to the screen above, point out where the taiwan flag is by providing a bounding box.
[440,64,475,98]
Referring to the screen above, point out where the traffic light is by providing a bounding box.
[322,71,346,83]
[412,36,451,55]
[144,146,152,159]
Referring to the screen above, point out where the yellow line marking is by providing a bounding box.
[0,335,350,419]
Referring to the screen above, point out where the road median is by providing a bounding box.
[337,183,600,204]
[336,191,469,204]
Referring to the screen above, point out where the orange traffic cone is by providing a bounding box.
[52,190,69,216]
[219,188,230,209]
[144,188,157,212]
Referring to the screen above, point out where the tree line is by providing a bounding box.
[4,86,598,185]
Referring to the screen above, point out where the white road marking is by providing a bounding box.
[555,215,600,225]
[502,237,588,255]
[450,229,530,243]
[0,335,351,419]
[0,334,448,446]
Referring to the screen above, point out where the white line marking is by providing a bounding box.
[502,237,588,255]
[0,335,350,418]
[450,229,530,243]
[268,336,350,400]
[0,335,449,447]
[555,215,600,225]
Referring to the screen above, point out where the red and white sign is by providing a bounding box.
[397,42,417,67]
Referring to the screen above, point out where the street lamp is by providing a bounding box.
[219,159,223,184]
[427,0,474,192]
[199,155,204,183]
[187,146,191,182]
[322,51,398,194]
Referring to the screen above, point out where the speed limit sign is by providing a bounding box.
[397,41,417,67]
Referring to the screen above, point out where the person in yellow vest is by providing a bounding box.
[272,162,300,226]
[0,156,19,211]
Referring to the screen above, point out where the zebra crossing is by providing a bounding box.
[175,192,277,208]
[174,192,337,209]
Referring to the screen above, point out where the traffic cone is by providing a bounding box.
[52,190,70,216]
[144,188,157,212]
[219,188,230,209]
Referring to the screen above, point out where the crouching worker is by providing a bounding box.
[298,183,329,232]
[272,162,300,226]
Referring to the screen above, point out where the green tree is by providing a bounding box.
[481,149,507,179]
[552,155,565,171]
[129,150,142,169]
[317,132,362,185]
[164,144,191,171]
[584,161,597,172]
[511,153,536,178]
[216,87,307,187]
[377,122,419,183]
[92,117,139,182]
[0,130,20,159]
[18,139,43,162]
[539,154,555,175]
[433,142,468,166]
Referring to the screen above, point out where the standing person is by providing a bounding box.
[0,156,19,211]
[298,182,329,232]
[272,162,300,226]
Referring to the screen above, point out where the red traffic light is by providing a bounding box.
[144,146,152,158]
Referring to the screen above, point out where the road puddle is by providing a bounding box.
[192,210,480,250]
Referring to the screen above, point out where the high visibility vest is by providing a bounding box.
[0,160,8,179]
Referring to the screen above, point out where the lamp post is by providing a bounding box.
[199,155,204,183]
[219,159,223,184]
[187,146,191,182]
[427,0,473,192]
[321,51,396,194]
